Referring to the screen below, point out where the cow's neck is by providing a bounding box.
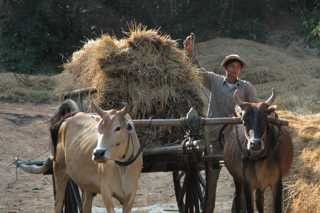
[265,124,280,158]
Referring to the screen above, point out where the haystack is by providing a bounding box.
[63,25,205,146]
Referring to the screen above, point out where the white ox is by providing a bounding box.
[50,100,142,213]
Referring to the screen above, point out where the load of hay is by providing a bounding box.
[63,25,205,146]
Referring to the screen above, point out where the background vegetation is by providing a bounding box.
[0,0,319,73]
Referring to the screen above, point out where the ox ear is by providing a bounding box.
[266,105,277,115]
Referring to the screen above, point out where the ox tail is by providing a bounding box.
[50,99,80,158]
[50,99,82,212]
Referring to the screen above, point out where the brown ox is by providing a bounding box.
[223,90,293,213]
[50,100,143,213]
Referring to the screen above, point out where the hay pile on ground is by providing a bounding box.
[277,111,320,212]
[63,25,205,146]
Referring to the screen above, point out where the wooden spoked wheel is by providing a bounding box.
[173,163,216,213]
[173,169,205,212]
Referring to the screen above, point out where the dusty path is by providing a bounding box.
[0,102,234,212]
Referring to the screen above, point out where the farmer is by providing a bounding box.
[184,33,258,210]
[184,33,257,120]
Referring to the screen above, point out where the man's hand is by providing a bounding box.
[183,33,195,57]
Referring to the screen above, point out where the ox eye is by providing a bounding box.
[115,126,121,131]
[127,123,133,131]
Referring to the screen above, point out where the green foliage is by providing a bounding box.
[0,0,79,74]
[224,19,266,41]
[303,17,320,48]
[0,0,270,74]
[2,0,318,73]
[295,0,320,50]
[311,24,320,39]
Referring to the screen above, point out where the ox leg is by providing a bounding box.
[101,191,115,213]
[272,178,282,213]
[53,167,69,213]
[82,192,94,213]
[232,180,242,213]
[123,194,135,213]
[243,181,254,213]
[255,189,264,213]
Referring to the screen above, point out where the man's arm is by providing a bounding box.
[184,33,216,89]
[246,82,258,102]
[197,68,214,89]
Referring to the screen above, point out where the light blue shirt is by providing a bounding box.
[198,70,257,118]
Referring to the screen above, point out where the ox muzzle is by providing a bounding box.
[92,147,108,163]
[247,138,264,151]
[245,130,265,152]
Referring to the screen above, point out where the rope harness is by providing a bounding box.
[115,133,143,167]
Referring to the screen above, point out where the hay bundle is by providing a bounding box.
[64,25,205,146]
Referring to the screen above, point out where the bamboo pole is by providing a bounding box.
[133,117,289,127]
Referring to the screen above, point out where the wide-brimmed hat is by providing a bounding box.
[221,54,246,69]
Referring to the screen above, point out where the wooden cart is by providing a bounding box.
[17,87,288,213]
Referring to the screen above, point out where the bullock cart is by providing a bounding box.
[17,87,288,213]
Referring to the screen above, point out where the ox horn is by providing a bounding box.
[233,89,248,107]
[265,88,276,105]
[118,104,129,116]
[91,102,105,117]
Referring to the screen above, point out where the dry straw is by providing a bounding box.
[63,24,206,146]
[277,111,320,212]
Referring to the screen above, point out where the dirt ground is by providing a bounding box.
[0,102,234,213]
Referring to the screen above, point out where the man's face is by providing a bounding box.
[225,61,242,82]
